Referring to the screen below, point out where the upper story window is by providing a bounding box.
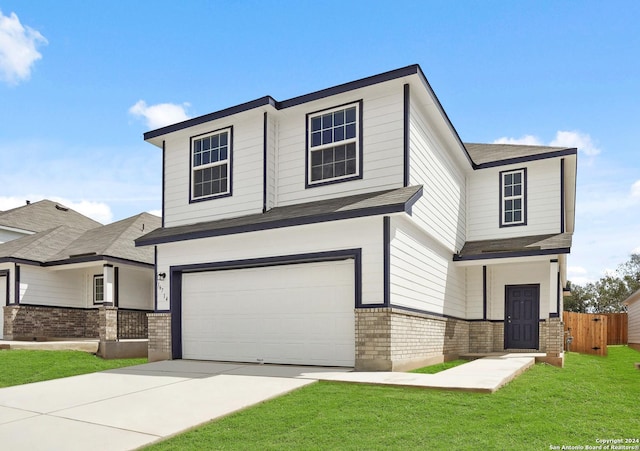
[500,168,526,227]
[306,101,362,187]
[191,127,232,201]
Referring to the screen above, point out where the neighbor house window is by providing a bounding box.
[93,275,104,304]
[500,168,526,226]
[307,102,362,186]
[191,127,232,201]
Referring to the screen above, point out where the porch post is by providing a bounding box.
[103,264,115,306]
[549,260,559,317]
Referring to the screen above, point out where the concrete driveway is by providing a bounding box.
[0,360,350,451]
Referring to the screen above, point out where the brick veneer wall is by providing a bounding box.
[355,307,470,371]
[3,305,99,340]
[147,313,171,362]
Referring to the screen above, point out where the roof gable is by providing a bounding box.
[0,213,161,266]
[47,213,161,265]
[464,143,577,168]
[0,200,101,234]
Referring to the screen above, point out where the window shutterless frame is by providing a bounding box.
[189,126,233,202]
[499,168,527,227]
[93,274,104,304]
[305,100,363,188]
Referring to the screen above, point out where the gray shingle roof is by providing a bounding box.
[464,143,576,167]
[48,213,161,264]
[0,213,161,266]
[0,200,102,233]
[455,233,572,261]
[136,185,423,246]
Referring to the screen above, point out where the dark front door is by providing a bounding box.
[505,285,539,349]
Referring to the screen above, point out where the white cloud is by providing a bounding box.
[0,195,112,224]
[492,135,542,146]
[567,266,593,285]
[568,266,587,276]
[147,209,162,218]
[129,100,191,129]
[51,198,113,224]
[631,180,640,199]
[0,10,47,85]
[550,130,600,156]
[633,245,640,254]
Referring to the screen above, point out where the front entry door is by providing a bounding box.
[505,285,539,349]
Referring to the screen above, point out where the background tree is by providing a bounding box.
[565,253,640,313]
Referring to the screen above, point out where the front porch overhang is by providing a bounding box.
[453,233,572,264]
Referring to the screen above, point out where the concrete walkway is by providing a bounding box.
[308,353,539,393]
[0,355,538,450]
[0,339,99,353]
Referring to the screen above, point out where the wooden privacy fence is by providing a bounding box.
[602,313,628,345]
[563,312,628,356]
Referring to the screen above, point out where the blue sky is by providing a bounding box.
[1,1,638,284]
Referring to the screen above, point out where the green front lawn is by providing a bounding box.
[147,346,640,450]
[0,349,147,387]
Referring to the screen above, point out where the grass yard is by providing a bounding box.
[0,349,147,387]
[147,346,640,450]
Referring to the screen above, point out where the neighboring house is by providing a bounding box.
[0,200,160,341]
[623,289,640,352]
[136,64,577,369]
[0,199,101,244]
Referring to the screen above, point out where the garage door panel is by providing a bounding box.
[182,260,355,366]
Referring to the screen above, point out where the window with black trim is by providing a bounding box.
[307,102,361,185]
[93,275,104,304]
[191,127,231,200]
[500,168,526,226]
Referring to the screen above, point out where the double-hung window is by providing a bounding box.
[93,275,104,304]
[191,127,232,201]
[307,102,362,186]
[500,168,526,226]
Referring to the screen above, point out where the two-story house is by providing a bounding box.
[136,64,576,369]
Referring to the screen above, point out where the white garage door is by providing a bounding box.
[181,260,355,367]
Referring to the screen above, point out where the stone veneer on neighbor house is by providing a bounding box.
[3,305,100,340]
[3,304,150,342]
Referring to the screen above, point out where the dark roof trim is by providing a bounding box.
[474,148,577,169]
[144,65,421,141]
[278,65,419,109]
[144,96,277,140]
[0,255,153,269]
[453,247,571,262]
[137,188,422,247]
[412,66,475,169]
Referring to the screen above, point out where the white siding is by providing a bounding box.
[266,111,277,210]
[118,266,154,310]
[466,266,484,319]
[276,81,405,206]
[19,266,87,308]
[389,216,466,318]
[0,229,29,244]
[163,110,266,227]
[628,300,640,345]
[156,216,384,311]
[409,99,466,251]
[0,263,14,304]
[486,261,552,320]
[467,158,562,241]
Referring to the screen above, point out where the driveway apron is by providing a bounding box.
[0,361,338,451]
